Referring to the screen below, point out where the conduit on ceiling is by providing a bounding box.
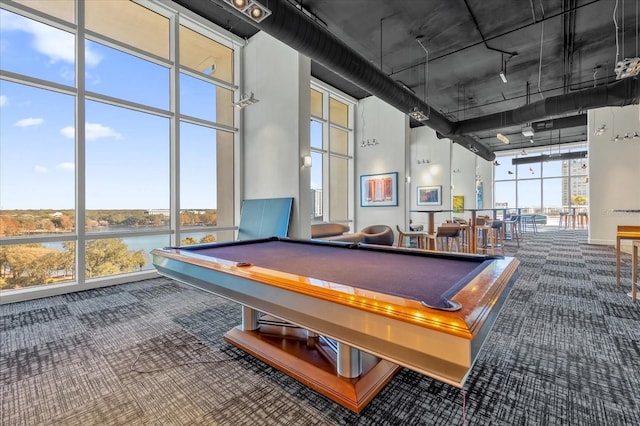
[212,0,640,161]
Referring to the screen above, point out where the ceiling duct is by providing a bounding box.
[209,0,638,161]
[511,151,587,165]
[454,77,639,135]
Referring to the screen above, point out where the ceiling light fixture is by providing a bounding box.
[522,126,534,137]
[521,148,527,155]
[408,107,429,121]
[499,70,507,84]
[407,37,431,122]
[233,92,259,109]
[497,133,510,144]
[223,0,272,23]
[494,160,500,166]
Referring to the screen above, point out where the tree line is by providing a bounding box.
[0,209,218,237]
[0,233,216,291]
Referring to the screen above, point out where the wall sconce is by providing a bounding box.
[452,168,461,173]
[302,155,312,168]
[360,138,379,148]
[594,124,607,136]
[233,92,259,109]
[223,0,272,23]
[416,159,430,164]
[493,160,500,166]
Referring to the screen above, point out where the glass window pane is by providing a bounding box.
[179,25,234,84]
[543,177,564,223]
[13,0,75,23]
[86,0,169,59]
[180,230,234,245]
[85,101,169,221]
[494,155,515,180]
[310,152,323,220]
[330,127,348,155]
[494,181,516,210]
[310,89,323,118]
[86,40,169,109]
[85,235,168,279]
[0,242,75,291]
[517,161,540,177]
[542,159,563,177]
[329,156,348,221]
[180,73,234,126]
[1,81,76,235]
[0,10,75,86]
[180,122,217,210]
[517,180,541,214]
[311,120,322,149]
[329,97,348,127]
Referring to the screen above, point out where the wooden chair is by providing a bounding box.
[396,225,429,249]
[435,224,461,252]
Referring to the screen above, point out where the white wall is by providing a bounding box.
[354,96,408,237]
[588,104,640,246]
[243,31,311,238]
[407,127,493,228]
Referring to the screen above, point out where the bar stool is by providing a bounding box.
[631,240,639,303]
[435,224,462,252]
[502,215,520,248]
[474,216,491,254]
[488,220,505,255]
[577,211,589,228]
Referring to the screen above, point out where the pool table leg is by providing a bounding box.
[337,342,362,378]
[242,306,260,330]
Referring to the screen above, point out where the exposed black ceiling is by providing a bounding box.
[177,0,640,158]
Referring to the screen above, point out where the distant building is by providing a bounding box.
[146,209,170,217]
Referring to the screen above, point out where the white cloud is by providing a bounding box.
[0,10,102,67]
[56,162,75,172]
[60,126,75,139]
[15,117,44,127]
[0,95,6,107]
[60,123,123,140]
[34,165,48,173]
[86,123,123,140]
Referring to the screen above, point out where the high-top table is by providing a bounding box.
[615,225,640,286]
[410,209,453,250]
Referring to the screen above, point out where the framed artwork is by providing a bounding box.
[360,172,398,207]
[417,185,442,206]
[453,195,464,213]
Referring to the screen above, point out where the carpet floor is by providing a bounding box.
[1,228,639,425]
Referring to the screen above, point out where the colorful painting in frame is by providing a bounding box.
[453,195,464,213]
[360,172,398,207]
[417,185,441,206]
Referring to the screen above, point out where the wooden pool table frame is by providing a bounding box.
[152,238,519,412]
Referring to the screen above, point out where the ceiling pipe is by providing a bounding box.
[453,76,639,135]
[210,0,637,161]
[208,0,501,157]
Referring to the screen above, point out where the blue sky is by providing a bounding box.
[0,9,217,210]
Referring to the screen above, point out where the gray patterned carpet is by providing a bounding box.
[1,228,639,425]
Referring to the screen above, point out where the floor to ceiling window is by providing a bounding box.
[0,1,239,298]
[494,142,589,224]
[309,81,354,224]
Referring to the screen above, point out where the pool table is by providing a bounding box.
[151,237,519,412]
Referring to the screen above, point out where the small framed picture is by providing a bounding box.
[360,172,398,207]
[417,185,442,206]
